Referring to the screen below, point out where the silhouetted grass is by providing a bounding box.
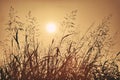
[0,7,120,80]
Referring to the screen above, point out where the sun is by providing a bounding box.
[46,22,56,33]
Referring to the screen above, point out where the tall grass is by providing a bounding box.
[0,7,120,80]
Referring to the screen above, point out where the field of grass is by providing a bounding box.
[0,7,120,80]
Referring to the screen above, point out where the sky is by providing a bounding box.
[0,0,120,56]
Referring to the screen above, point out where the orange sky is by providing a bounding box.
[0,0,120,52]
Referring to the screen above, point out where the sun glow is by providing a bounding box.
[46,22,56,33]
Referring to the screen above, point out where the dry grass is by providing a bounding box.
[0,7,120,80]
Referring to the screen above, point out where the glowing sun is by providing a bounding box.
[46,22,56,33]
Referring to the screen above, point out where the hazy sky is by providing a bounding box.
[0,0,120,52]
